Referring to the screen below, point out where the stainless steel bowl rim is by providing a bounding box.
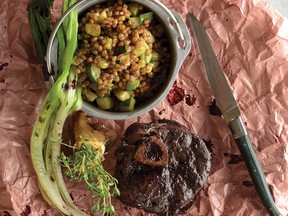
[46,0,191,120]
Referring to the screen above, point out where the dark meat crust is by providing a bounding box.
[114,119,211,216]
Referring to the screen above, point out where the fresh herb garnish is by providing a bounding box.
[59,144,120,215]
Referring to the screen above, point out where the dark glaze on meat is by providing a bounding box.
[114,119,211,216]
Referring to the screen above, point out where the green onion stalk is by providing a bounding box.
[28,0,54,63]
[29,0,85,214]
[29,0,119,215]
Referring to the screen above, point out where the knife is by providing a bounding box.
[188,13,281,216]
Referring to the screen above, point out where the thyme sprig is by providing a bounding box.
[59,143,120,215]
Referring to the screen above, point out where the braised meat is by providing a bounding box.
[114,119,211,216]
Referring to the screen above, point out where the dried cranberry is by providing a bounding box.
[0,62,9,71]
[167,82,196,106]
[242,180,254,187]
[167,82,185,105]
[224,153,243,164]
[208,99,222,116]
[185,94,196,106]
[20,205,31,216]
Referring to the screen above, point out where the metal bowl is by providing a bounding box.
[46,0,191,120]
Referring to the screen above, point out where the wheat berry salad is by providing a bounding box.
[72,0,171,111]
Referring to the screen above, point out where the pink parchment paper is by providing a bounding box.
[0,0,288,215]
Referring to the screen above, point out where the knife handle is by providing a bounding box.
[229,117,282,216]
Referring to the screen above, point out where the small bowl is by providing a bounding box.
[46,0,191,120]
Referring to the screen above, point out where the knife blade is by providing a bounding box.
[188,13,281,216]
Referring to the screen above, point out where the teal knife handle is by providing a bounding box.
[229,117,281,216]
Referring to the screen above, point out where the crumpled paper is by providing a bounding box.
[0,0,288,215]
